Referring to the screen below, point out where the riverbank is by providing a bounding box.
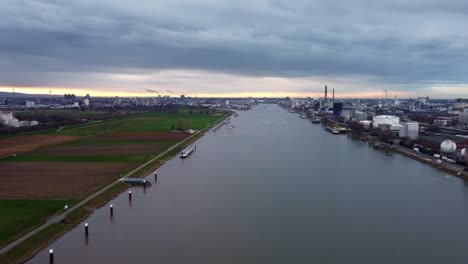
[389,145,468,180]
[0,111,232,264]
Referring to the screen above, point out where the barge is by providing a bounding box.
[180,145,196,159]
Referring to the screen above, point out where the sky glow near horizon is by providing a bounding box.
[1,0,468,98]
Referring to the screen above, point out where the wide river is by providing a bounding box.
[29,104,468,264]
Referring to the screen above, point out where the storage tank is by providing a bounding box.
[440,140,457,154]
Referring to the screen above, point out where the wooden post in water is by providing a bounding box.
[128,190,132,200]
[49,249,54,264]
[154,171,158,181]
[85,223,89,236]
[110,204,114,217]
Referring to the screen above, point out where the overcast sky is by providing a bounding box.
[1,0,468,98]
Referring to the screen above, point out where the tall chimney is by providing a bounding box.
[325,85,328,101]
[332,88,335,103]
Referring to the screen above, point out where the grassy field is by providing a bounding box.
[0,199,76,248]
[0,108,228,261]
[51,109,221,136]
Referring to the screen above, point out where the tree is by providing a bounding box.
[348,121,364,136]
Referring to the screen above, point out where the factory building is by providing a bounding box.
[372,115,400,131]
[459,112,468,125]
[399,122,419,139]
[418,135,468,152]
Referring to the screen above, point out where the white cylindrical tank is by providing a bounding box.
[440,140,457,154]
[461,148,466,157]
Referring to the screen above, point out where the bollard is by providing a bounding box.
[85,223,89,236]
[110,204,114,216]
[49,249,54,264]
[128,190,132,200]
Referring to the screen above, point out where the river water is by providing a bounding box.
[28,104,468,264]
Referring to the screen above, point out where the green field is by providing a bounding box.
[50,110,221,136]
[0,199,76,248]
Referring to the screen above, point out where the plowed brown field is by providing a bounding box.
[96,131,189,141]
[38,143,164,156]
[0,162,135,199]
[0,135,80,158]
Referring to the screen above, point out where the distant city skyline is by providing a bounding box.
[1,1,468,98]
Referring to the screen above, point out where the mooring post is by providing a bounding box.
[154,171,158,181]
[110,204,114,217]
[85,223,89,236]
[49,249,54,264]
[128,190,132,200]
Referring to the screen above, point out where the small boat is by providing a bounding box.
[311,118,320,124]
[326,126,340,134]
[180,145,196,159]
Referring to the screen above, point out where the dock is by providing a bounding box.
[120,178,151,185]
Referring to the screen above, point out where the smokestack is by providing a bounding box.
[333,88,335,103]
[325,85,328,101]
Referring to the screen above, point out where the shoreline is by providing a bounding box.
[388,145,468,180]
[0,111,233,264]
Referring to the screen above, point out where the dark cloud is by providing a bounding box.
[1,0,468,94]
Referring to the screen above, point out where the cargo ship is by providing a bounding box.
[180,145,196,159]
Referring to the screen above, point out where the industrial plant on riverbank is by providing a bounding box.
[280,86,468,173]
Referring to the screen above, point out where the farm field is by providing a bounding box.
[0,199,76,248]
[0,162,135,199]
[0,108,228,250]
[0,135,80,158]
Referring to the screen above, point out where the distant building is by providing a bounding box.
[359,120,372,131]
[418,135,468,152]
[333,102,343,116]
[373,115,400,131]
[434,119,448,126]
[399,122,419,139]
[459,112,468,125]
[26,100,35,108]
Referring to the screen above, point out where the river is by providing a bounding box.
[28,104,468,264]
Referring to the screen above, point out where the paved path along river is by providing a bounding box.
[29,105,468,264]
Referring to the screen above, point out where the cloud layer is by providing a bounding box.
[1,0,468,97]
